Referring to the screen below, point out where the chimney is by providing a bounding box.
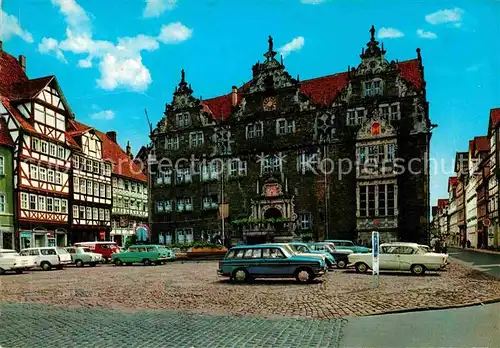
[126,141,132,159]
[231,86,238,106]
[106,131,117,143]
[18,55,26,72]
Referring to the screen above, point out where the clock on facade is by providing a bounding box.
[265,184,279,197]
[263,96,277,111]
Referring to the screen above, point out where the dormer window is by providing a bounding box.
[176,112,190,127]
[189,131,204,148]
[246,122,263,139]
[364,79,383,97]
[276,119,295,135]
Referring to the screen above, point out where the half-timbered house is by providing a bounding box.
[67,120,112,243]
[0,46,72,247]
[151,27,432,245]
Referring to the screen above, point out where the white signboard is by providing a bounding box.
[372,231,380,287]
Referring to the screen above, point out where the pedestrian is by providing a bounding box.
[442,240,447,254]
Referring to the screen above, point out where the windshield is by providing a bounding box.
[288,244,299,252]
[283,244,296,255]
[323,244,335,252]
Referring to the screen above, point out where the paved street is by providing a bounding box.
[340,301,500,347]
[0,303,345,348]
[449,247,500,277]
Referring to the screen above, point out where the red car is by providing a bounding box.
[73,242,119,263]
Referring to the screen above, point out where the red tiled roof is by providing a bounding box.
[201,59,423,120]
[0,50,28,97]
[0,117,14,147]
[437,199,449,209]
[95,129,147,182]
[67,119,92,136]
[1,97,36,132]
[490,108,500,129]
[10,76,54,100]
[448,177,457,191]
[474,136,489,153]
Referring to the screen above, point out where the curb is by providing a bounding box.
[364,297,500,317]
[449,247,500,255]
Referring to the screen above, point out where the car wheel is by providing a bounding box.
[155,261,162,266]
[337,259,347,269]
[295,267,314,283]
[410,264,426,275]
[90,263,97,267]
[231,268,249,282]
[143,259,152,266]
[355,262,368,273]
[0,268,5,275]
[75,259,84,267]
[15,269,23,274]
[114,259,123,266]
[41,262,52,271]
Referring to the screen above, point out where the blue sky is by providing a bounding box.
[1,0,500,207]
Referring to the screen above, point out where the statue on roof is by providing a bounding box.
[268,35,273,51]
[370,25,376,41]
[181,69,185,83]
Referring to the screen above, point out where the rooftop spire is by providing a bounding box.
[176,68,193,94]
[360,25,386,59]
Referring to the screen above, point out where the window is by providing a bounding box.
[0,156,4,175]
[39,168,47,182]
[48,170,54,183]
[99,209,104,221]
[246,122,263,139]
[364,80,382,97]
[380,106,389,119]
[80,179,86,194]
[156,200,164,212]
[58,146,65,159]
[29,194,37,210]
[49,143,57,157]
[389,104,400,121]
[73,205,79,218]
[21,192,28,209]
[157,168,172,185]
[87,180,92,195]
[106,185,111,198]
[100,163,105,176]
[105,210,110,221]
[166,136,179,150]
[38,196,46,211]
[359,184,396,217]
[105,164,111,176]
[346,109,366,125]
[298,151,318,174]
[31,165,38,180]
[298,212,312,230]
[47,197,53,212]
[176,167,192,183]
[54,198,61,213]
[229,159,247,177]
[100,183,105,197]
[124,181,129,190]
[367,145,385,165]
[373,80,381,95]
[41,141,48,154]
[185,198,193,211]
[32,138,39,151]
[276,119,294,135]
[176,112,190,127]
[387,144,395,163]
[93,161,99,173]
[93,207,98,219]
[364,81,373,97]
[243,248,262,259]
[262,248,286,259]
[61,200,67,214]
[177,198,193,211]
[0,194,5,212]
[55,172,62,185]
[209,161,219,180]
[86,207,91,220]
[124,199,130,209]
[189,132,204,148]
[262,155,282,173]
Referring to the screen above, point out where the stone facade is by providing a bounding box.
[150,27,432,245]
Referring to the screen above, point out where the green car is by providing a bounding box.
[65,246,103,267]
[325,240,371,253]
[111,244,176,266]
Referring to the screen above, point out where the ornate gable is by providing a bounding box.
[357,117,396,141]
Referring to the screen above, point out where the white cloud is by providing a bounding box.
[143,0,177,18]
[377,27,404,39]
[158,22,193,43]
[41,0,192,92]
[425,8,464,26]
[0,10,34,43]
[97,54,152,92]
[38,37,68,62]
[417,29,437,39]
[90,109,115,120]
[278,36,305,58]
[300,0,326,4]
[50,0,90,32]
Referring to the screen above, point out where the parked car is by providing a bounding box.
[309,242,352,269]
[217,244,328,283]
[0,249,37,274]
[73,241,119,263]
[111,244,174,266]
[348,242,449,275]
[65,246,103,267]
[288,242,336,270]
[19,247,72,271]
[325,239,371,253]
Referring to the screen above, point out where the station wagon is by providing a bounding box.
[217,244,327,283]
[111,244,174,266]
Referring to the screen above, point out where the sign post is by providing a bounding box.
[372,231,380,288]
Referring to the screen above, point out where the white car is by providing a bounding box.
[0,249,37,274]
[19,247,72,271]
[348,242,449,275]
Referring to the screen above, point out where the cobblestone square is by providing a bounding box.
[1,261,499,319]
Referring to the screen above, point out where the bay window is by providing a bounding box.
[358,183,396,217]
